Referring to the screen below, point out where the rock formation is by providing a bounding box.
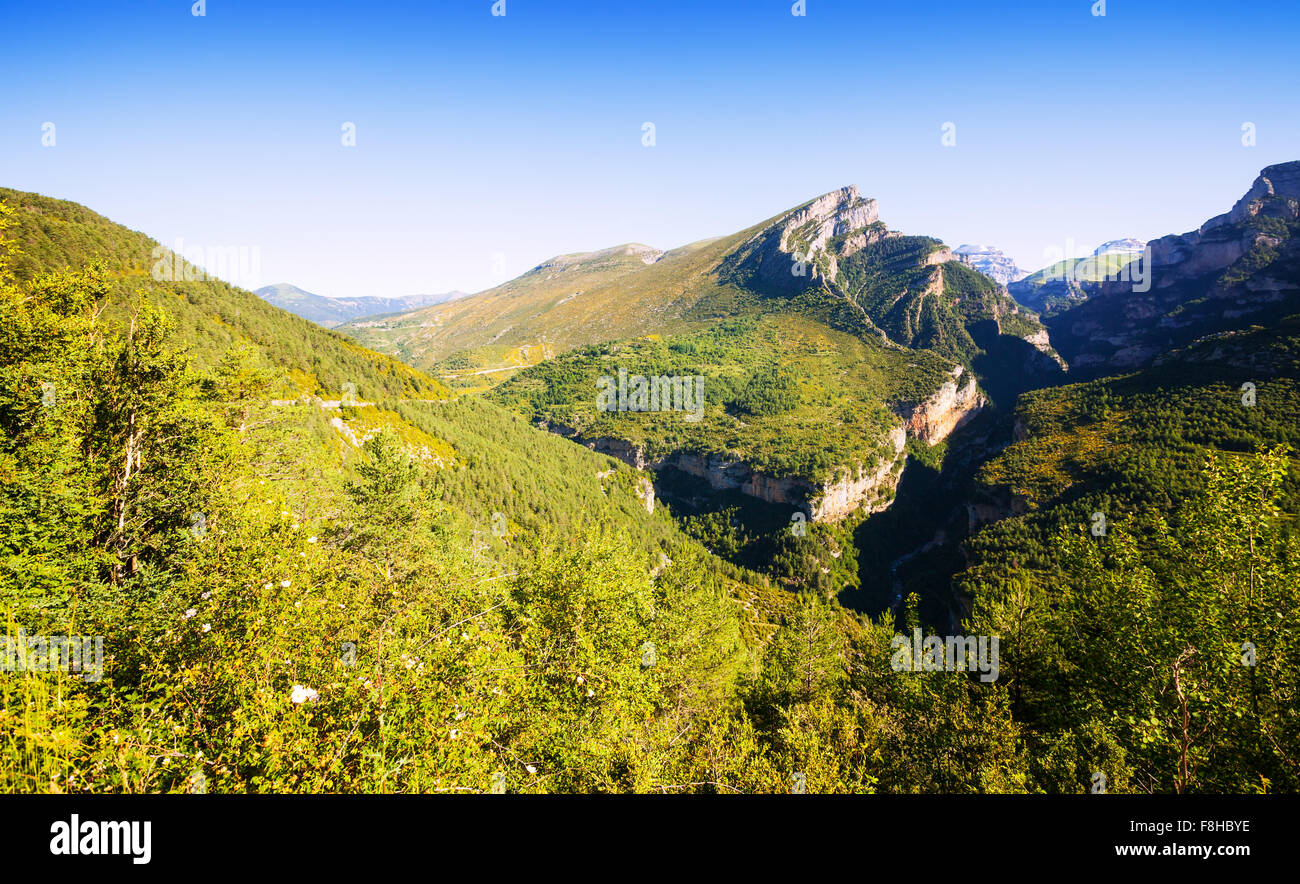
[548,366,987,522]
[720,185,888,295]
[953,244,1027,287]
[895,374,986,445]
[1045,162,1300,375]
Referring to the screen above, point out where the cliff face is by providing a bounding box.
[550,371,989,523]
[1152,165,1299,271]
[550,420,911,523]
[807,427,908,520]
[1045,162,1300,376]
[720,185,888,295]
[894,373,986,445]
[780,186,880,259]
[653,425,909,522]
[953,244,1027,286]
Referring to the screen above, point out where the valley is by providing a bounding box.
[2,161,1298,795]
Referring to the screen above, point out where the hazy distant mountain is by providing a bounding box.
[952,244,1028,286]
[255,283,468,328]
[338,187,1058,388]
[1009,238,1148,314]
[1093,238,1147,256]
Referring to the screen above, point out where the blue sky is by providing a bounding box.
[2,0,1297,298]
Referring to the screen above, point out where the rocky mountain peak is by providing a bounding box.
[1045,160,1300,375]
[1223,160,1300,226]
[721,185,885,294]
[1142,162,1300,285]
[1093,238,1146,256]
[777,185,880,255]
[953,244,1027,286]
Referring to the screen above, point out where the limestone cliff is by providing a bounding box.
[550,422,909,523]
[1045,161,1300,376]
[894,372,986,445]
[719,185,888,295]
[544,364,988,520]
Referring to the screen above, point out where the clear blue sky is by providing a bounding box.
[2,0,1297,298]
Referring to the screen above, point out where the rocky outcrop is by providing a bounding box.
[894,373,985,445]
[1021,327,1054,356]
[663,429,907,521]
[549,421,909,523]
[1135,163,1299,292]
[1227,161,1300,223]
[720,185,888,294]
[953,244,1027,286]
[1141,226,1256,287]
[580,434,650,469]
[806,427,907,520]
[547,370,983,520]
[659,425,908,521]
[594,465,656,514]
[1042,162,1300,376]
[633,476,655,513]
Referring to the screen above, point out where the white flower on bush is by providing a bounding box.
[183,608,197,619]
[202,623,211,633]
[280,579,291,588]
[290,685,319,704]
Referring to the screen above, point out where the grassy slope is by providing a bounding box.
[0,186,791,643]
[1015,252,1139,289]
[336,226,773,376]
[489,314,954,483]
[0,188,446,402]
[962,315,1300,597]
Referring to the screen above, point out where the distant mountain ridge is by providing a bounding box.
[255,282,467,328]
[340,185,1056,385]
[405,185,1066,531]
[1041,161,1300,374]
[953,244,1028,286]
[1008,238,1147,314]
[1093,238,1146,256]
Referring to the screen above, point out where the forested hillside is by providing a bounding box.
[0,195,767,792]
[0,189,444,403]
[3,167,1298,794]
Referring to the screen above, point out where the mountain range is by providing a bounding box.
[3,161,1298,795]
[1008,238,1148,314]
[1039,163,1300,374]
[952,244,1028,286]
[254,282,468,328]
[341,187,1057,388]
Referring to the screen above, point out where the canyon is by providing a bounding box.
[546,372,985,522]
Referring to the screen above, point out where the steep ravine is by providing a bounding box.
[546,376,985,522]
